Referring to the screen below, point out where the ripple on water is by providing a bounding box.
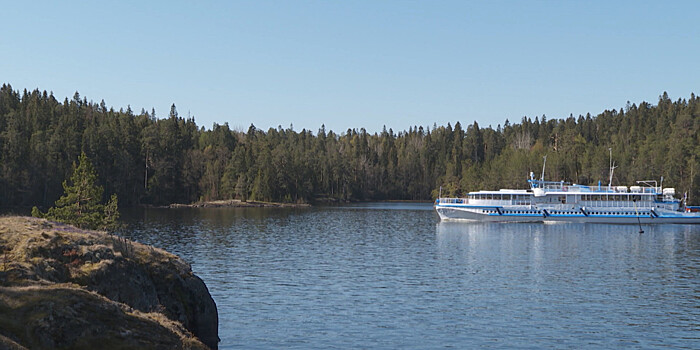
[119,205,700,349]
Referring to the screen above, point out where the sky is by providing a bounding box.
[1,0,699,133]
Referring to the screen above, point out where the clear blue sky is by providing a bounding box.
[2,1,698,133]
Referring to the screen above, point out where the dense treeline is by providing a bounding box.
[1,84,699,207]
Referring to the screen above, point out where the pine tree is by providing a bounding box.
[33,152,120,231]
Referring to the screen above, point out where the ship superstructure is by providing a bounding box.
[435,157,700,224]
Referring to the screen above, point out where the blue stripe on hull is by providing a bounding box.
[435,206,700,224]
[435,207,541,222]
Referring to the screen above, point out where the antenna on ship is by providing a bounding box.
[608,148,617,190]
[541,155,547,182]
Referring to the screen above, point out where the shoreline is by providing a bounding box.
[2,199,433,213]
[166,199,311,208]
[165,199,431,208]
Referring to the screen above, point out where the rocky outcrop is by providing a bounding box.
[0,216,218,349]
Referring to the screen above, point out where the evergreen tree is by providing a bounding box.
[1,84,699,206]
[33,152,120,231]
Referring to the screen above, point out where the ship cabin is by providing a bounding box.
[445,179,680,212]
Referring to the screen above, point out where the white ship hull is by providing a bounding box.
[436,205,700,224]
[436,206,542,222]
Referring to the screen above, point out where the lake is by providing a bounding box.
[120,203,699,349]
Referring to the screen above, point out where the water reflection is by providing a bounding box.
[435,221,699,348]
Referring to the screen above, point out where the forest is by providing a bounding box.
[1,84,699,207]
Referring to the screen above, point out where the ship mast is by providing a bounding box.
[541,155,547,182]
[608,148,617,190]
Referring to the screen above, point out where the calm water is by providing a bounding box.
[120,203,699,349]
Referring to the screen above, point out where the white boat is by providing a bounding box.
[435,157,700,224]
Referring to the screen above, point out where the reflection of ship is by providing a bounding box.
[435,156,700,224]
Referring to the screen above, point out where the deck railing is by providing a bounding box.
[437,198,468,204]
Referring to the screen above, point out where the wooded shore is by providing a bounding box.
[1,85,698,208]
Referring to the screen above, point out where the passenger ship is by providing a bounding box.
[435,160,700,224]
